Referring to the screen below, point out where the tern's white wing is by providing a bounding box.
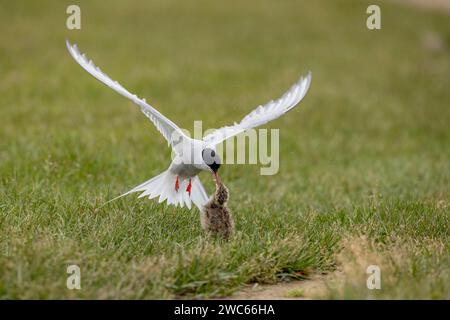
[203,72,311,146]
[66,40,190,154]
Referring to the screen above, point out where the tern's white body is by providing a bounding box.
[66,40,312,211]
[169,159,202,179]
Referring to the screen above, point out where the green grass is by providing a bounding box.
[0,0,449,299]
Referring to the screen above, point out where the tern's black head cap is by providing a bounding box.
[202,148,221,173]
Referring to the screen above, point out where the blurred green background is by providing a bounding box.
[0,0,448,299]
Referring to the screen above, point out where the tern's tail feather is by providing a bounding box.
[106,170,208,210]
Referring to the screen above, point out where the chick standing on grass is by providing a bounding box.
[201,173,234,240]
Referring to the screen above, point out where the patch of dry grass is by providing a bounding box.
[314,236,449,299]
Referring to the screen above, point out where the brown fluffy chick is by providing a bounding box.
[201,176,234,240]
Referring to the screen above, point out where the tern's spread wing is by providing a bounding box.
[66,40,190,154]
[203,73,311,146]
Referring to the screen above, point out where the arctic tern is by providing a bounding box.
[66,40,312,210]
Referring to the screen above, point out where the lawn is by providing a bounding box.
[0,0,449,299]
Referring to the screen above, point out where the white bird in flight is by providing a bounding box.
[66,40,312,211]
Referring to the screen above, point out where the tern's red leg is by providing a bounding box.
[175,176,180,192]
[186,178,192,196]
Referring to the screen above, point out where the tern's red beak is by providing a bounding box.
[213,171,221,185]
